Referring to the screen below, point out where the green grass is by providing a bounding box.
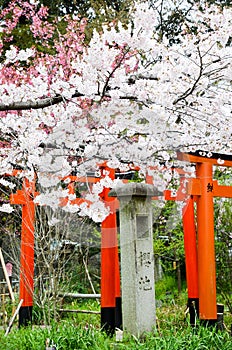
[0,320,231,350]
[1,296,231,350]
[0,291,231,350]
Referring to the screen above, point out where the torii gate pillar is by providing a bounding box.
[10,178,36,327]
[196,162,217,321]
[99,164,121,334]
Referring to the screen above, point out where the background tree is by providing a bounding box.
[0,0,134,50]
[149,0,232,43]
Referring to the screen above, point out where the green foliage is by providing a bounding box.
[0,0,134,51]
[32,303,48,325]
[213,168,232,313]
[155,275,178,300]
[0,318,231,349]
[128,170,144,183]
[32,0,133,17]
[1,296,232,349]
[153,200,185,277]
[56,299,100,325]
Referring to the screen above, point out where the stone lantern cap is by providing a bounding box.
[109,182,160,198]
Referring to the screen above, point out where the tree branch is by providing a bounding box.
[0,90,140,111]
[101,48,130,100]
[0,72,162,112]
[0,91,84,111]
[173,47,203,105]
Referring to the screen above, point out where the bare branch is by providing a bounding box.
[101,48,130,100]
[0,90,139,112]
[0,91,84,111]
[173,47,203,105]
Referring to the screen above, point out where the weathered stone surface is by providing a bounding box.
[109,182,158,198]
[115,183,156,336]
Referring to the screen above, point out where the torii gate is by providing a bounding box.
[8,163,129,330]
[177,151,232,324]
[5,151,232,329]
[147,152,232,325]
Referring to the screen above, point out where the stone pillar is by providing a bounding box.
[110,183,156,337]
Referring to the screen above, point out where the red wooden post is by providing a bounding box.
[147,169,197,305]
[101,210,118,333]
[182,197,199,324]
[99,164,121,334]
[196,162,217,321]
[10,177,36,326]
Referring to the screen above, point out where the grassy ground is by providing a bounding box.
[0,295,231,350]
[0,319,231,350]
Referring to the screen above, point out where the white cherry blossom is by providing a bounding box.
[0,1,231,220]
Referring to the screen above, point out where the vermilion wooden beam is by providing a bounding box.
[177,151,232,167]
[147,166,191,201]
[186,179,232,198]
[62,175,100,184]
[4,169,23,177]
[211,181,232,198]
[10,190,27,205]
[164,186,186,201]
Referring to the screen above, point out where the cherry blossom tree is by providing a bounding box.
[0,0,231,221]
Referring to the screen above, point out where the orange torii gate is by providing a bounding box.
[8,163,136,330]
[6,163,195,331]
[147,154,232,325]
[6,151,232,329]
[177,151,232,324]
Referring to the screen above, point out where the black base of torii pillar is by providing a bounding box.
[19,306,33,327]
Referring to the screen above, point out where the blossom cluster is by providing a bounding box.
[0,0,231,221]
